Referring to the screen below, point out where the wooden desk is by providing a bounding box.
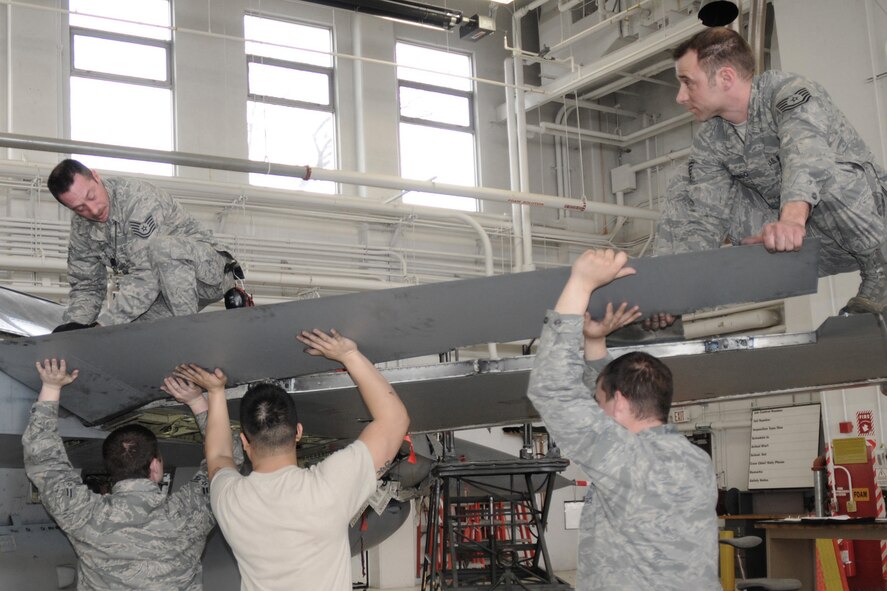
[758,520,887,588]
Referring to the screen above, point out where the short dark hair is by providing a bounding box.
[673,27,755,81]
[47,159,93,202]
[102,425,159,484]
[240,382,300,452]
[597,352,673,423]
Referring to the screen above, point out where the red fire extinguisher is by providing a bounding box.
[839,539,857,577]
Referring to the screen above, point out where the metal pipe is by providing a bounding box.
[538,122,626,146]
[520,18,703,114]
[298,0,464,30]
[557,0,585,14]
[629,147,692,172]
[553,105,567,199]
[510,21,537,270]
[0,133,662,220]
[513,0,553,20]
[0,254,413,291]
[619,113,695,144]
[567,99,638,118]
[536,112,693,147]
[547,0,656,55]
[747,0,766,75]
[682,308,781,340]
[503,57,525,272]
[579,58,674,102]
[0,281,295,306]
[450,211,498,359]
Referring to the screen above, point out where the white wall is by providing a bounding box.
[772,0,887,165]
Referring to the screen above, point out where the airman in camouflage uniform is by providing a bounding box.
[657,28,887,314]
[526,250,720,591]
[47,159,236,326]
[22,358,239,590]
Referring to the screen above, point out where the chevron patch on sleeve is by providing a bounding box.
[129,215,157,238]
[776,88,811,112]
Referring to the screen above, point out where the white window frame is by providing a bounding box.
[70,27,172,88]
[68,3,174,175]
[396,42,478,211]
[245,14,337,192]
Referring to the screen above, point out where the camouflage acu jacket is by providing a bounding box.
[63,176,230,325]
[22,401,216,590]
[526,312,720,591]
[676,70,887,256]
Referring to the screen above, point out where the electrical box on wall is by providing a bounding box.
[459,15,495,41]
[610,164,637,194]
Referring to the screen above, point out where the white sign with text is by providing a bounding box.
[748,404,821,490]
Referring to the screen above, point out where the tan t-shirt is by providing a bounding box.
[211,440,376,591]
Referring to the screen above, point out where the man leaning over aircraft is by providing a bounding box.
[174,328,410,591]
[22,358,235,590]
[48,158,244,330]
[649,27,887,328]
[527,249,720,590]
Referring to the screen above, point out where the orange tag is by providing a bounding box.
[404,434,416,464]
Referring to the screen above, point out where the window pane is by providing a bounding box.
[70,0,171,40]
[74,35,167,81]
[396,43,472,91]
[247,101,336,193]
[399,123,476,211]
[399,86,469,127]
[70,77,173,176]
[245,15,332,68]
[248,63,329,106]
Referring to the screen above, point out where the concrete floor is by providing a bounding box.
[370,570,578,590]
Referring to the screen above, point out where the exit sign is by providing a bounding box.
[672,409,689,423]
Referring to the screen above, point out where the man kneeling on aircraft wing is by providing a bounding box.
[48,158,248,330]
[526,249,720,591]
[175,328,410,591]
[22,359,226,590]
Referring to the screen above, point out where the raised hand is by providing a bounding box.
[583,303,642,340]
[161,375,205,408]
[296,328,358,363]
[566,249,637,299]
[35,358,79,388]
[172,364,228,393]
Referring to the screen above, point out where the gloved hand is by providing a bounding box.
[224,286,254,309]
[52,322,98,333]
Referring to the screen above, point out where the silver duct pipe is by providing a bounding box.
[747,0,766,75]
[0,132,661,221]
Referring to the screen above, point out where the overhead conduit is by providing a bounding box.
[0,133,661,221]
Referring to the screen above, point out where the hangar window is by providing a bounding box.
[68,0,173,176]
[245,15,336,193]
[396,42,478,212]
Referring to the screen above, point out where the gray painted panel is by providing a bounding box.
[271,313,887,439]
[0,243,819,425]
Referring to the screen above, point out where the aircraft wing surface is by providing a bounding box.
[273,313,886,441]
[0,242,818,425]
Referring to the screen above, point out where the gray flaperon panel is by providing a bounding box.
[0,242,818,424]
[666,313,887,402]
[281,314,887,439]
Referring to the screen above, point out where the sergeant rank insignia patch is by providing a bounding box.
[776,88,811,113]
[129,215,157,238]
